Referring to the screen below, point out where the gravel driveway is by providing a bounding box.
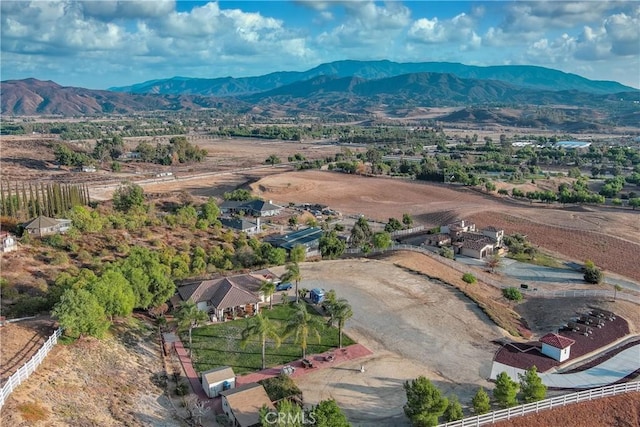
[273,258,504,425]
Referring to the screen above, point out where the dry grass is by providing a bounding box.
[16,401,50,422]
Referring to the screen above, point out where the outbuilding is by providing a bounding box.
[220,382,275,427]
[540,333,575,362]
[201,366,235,398]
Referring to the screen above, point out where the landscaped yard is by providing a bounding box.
[186,303,355,375]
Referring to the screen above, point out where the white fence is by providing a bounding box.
[390,225,425,238]
[0,328,63,408]
[438,381,640,427]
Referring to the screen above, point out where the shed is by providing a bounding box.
[540,333,575,362]
[202,366,235,398]
[221,382,275,427]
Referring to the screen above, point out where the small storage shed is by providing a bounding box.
[540,333,575,362]
[310,288,325,304]
[202,366,236,398]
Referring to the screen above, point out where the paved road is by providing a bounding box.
[455,256,640,293]
[490,343,640,389]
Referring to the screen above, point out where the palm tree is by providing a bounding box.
[282,262,302,304]
[176,301,208,353]
[240,313,282,369]
[285,303,323,359]
[327,298,353,348]
[260,281,276,309]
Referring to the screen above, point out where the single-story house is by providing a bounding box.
[540,333,575,362]
[221,217,261,235]
[220,199,283,217]
[174,270,280,321]
[221,383,275,427]
[23,215,72,237]
[266,227,323,253]
[1,231,17,253]
[459,238,495,259]
[202,366,235,398]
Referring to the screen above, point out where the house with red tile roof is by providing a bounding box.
[540,333,576,362]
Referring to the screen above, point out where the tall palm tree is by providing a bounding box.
[240,313,282,369]
[260,280,276,309]
[327,298,353,349]
[282,262,302,304]
[284,303,323,359]
[176,301,208,352]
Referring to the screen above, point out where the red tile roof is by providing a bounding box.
[539,333,576,349]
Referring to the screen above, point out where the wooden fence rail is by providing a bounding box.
[0,328,63,408]
[438,381,640,427]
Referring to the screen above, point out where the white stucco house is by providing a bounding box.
[540,333,576,362]
[201,366,235,398]
[1,232,17,253]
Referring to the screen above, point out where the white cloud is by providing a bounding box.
[408,12,477,46]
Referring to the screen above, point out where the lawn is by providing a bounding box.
[507,251,562,268]
[186,303,355,375]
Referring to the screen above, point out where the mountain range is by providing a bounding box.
[1,60,638,118]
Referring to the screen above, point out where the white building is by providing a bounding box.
[201,366,235,398]
[540,333,575,362]
[0,232,17,253]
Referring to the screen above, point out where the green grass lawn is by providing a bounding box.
[186,303,355,375]
[507,251,562,268]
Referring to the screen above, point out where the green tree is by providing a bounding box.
[112,182,145,213]
[583,260,604,284]
[403,376,448,427]
[282,262,302,304]
[326,298,353,349]
[402,213,413,228]
[241,313,282,369]
[284,303,323,359]
[260,281,276,310]
[372,231,392,249]
[176,301,208,352]
[439,246,454,259]
[260,398,302,427]
[494,372,519,408]
[502,287,523,302]
[319,230,346,259]
[613,284,623,301]
[384,217,403,232]
[443,396,464,422]
[200,197,221,225]
[350,216,372,247]
[117,247,175,309]
[52,288,110,338]
[289,244,307,264]
[266,154,281,166]
[518,366,547,403]
[629,198,640,210]
[88,269,135,321]
[311,399,350,427]
[472,387,491,414]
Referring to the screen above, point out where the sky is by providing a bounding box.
[1,0,639,90]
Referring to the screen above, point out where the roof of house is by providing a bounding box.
[220,199,283,214]
[23,215,61,229]
[268,227,323,250]
[202,366,235,385]
[177,275,260,309]
[220,217,258,231]
[483,226,500,232]
[540,333,576,349]
[462,239,495,251]
[221,383,275,427]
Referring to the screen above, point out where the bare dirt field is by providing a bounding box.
[251,170,640,282]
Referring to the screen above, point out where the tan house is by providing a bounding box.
[202,366,235,398]
[220,382,275,427]
[23,215,72,237]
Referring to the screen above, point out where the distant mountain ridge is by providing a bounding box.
[110,59,636,96]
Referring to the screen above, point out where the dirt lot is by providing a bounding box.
[251,170,640,282]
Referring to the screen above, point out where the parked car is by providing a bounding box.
[276,282,293,291]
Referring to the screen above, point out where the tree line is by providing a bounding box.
[0,181,90,221]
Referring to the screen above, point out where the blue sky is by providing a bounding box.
[1,1,639,89]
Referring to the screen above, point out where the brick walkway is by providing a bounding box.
[174,337,209,400]
[236,343,373,386]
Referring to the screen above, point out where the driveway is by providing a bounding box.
[455,256,640,293]
[272,258,504,425]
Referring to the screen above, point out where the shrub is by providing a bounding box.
[502,287,523,301]
[175,381,189,396]
[462,273,477,284]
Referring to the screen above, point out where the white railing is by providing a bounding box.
[438,381,640,427]
[0,328,63,408]
[390,225,425,237]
